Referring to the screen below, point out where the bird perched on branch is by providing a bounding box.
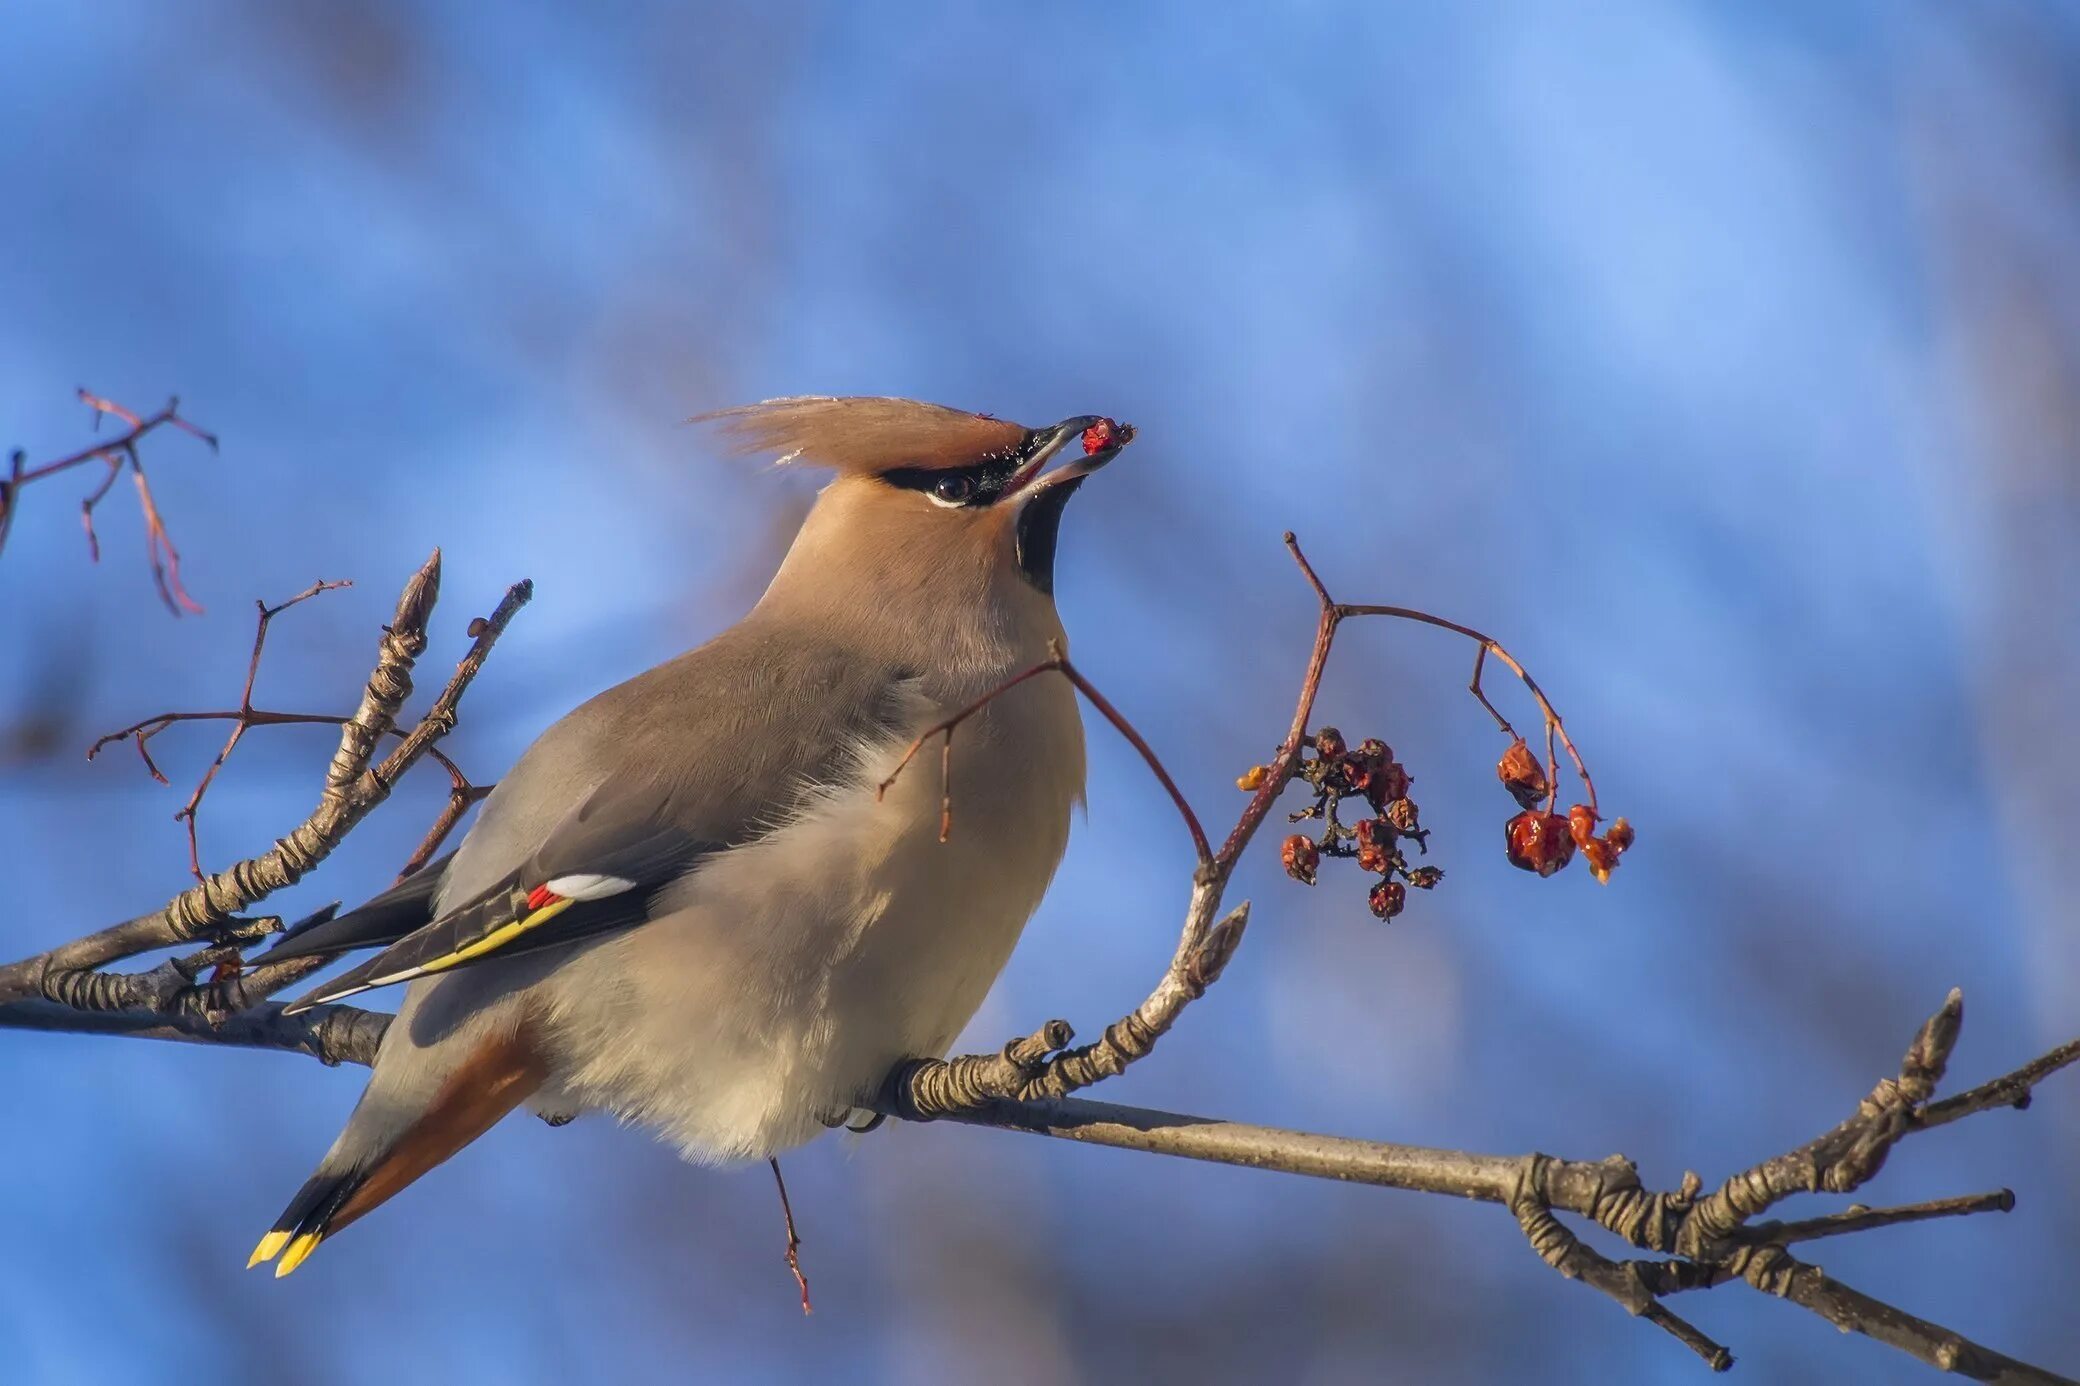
[246,397,1134,1276]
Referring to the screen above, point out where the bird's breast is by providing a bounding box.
[544,666,1084,1160]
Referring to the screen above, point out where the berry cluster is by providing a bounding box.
[1496,736,1634,883]
[1253,727,1443,921]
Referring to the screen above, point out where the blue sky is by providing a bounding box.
[4,3,2078,1382]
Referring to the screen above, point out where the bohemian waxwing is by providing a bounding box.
[246,397,1133,1276]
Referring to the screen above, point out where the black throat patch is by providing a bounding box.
[1014,475,1084,594]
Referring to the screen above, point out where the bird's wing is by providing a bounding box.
[278,801,708,1013]
[263,852,458,963]
[275,630,923,1015]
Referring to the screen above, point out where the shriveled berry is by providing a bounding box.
[1505,810,1575,877]
[1367,760,1411,809]
[1386,797,1421,833]
[1282,834,1320,886]
[1498,737,1550,810]
[1352,817,1391,873]
[1605,817,1636,853]
[1406,865,1445,889]
[1314,727,1347,759]
[1568,803,1598,849]
[1368,880,1407,920]
[1338,752,1374,795]
[1581,837,1619,884]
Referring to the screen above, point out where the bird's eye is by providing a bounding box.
[930,474,977,506]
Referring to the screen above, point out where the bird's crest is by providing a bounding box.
[693,396,1029,474]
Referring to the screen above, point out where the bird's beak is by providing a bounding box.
[1007,416,1137,499]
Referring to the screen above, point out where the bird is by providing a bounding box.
[244,396,1135,1277]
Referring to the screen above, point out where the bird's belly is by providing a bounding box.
[537,715,1080,1162]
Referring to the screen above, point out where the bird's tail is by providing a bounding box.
[249,1023,548,1277]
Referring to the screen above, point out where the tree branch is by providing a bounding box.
[0,552,530,1012]
[3,536,2074,1380]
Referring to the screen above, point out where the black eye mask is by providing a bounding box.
[878,435,1036,508]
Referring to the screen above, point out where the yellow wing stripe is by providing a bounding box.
[375,895,578,985]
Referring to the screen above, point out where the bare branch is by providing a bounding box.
[0,553,530,1008]
[83,580,355,877]
[4,529,2074,1380]
[2,389,219,610]
[0,996,387,1068]
[890,530,1616,1121]
[1918,1037,2080,1130]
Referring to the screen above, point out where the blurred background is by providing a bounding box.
[4,2,2078,1382]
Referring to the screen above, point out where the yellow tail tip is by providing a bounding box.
[247,1230,291,1269]
[274,1231,323,1278]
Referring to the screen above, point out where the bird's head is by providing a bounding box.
[697,396,1135,600]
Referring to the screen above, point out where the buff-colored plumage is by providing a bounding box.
[246,397,1131,1276]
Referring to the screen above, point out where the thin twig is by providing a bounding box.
[1917,1038,2080,1130]
[878,640,1211,864]
[1332,602,1595,813]
[152,581,351,875]
[0,553,528,1005]
[769,1157,812,1315]
[1746,1190,2015,1246]
[3,390,218,609]
[395,780,493,884]
[92,711,479,881]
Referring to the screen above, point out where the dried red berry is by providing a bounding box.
[1282,834,1320,886]
[1568,803,1598,850]
[1605,817,1636,853]
[1081,418,1117,454]
[1355,738,1391,766]
[1406,865,1445,889]
[1367,760,1411,809]
[1338,752,1374,794]
[1314,727,1347,760]
[1386,797,1421,833]
[1352,819,1390,873]
[1368,880,1407,920]
[1505,810,1575,877]
[1498,738,1550,811]
[1581,837,1618,884]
